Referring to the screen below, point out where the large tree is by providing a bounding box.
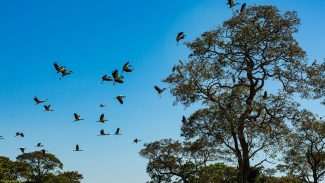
[159,5,324,183]
[277,110,325,183]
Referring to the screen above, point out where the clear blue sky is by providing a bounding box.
[0,0,324,182]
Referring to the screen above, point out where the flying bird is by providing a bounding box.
[98,129,109,136]
[44,105,54,112]
[114,128,122,135]
[238,3,246,15]
[0,136,4,140]
[36,143,44,147]
[112,69,124,84]
[122,61,133,73]
[101,74,113,84]
[97,114,108,123]
[133,139,141,144]
[74,144,83,151]
[227,0,239,8]
[73,113,84,122]
[15,132,24,137]
[115,95,125,104]
[19,148,26,154]
[176,32,185,44]
[99,104,106,108]
[34,97,48,105]
[154,86,166,95]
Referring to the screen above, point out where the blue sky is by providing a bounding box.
[0,0,324,182]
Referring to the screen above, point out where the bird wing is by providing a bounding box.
[100,114,104,121]
[54,63,61,72]
[154,85,160,92]
[112,69,118,78]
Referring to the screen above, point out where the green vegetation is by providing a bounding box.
[0,152,82,183]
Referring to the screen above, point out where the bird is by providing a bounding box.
[73,113,84,122]
[40,149,46,155]
[114,128,122,135]
[263,91,268,100]
[99,104,106,108]
[36,143,44,147]
[154,86,166,95]
[97,114,108,123]
[227,0,239,8]
[0,136,4,140]
[112,69,124,84]
[74,144,83,151]
[182,116,187,124]
[34,97,48,105]
[98,129,109,136]
[101,74,113,84]
[15,132,24,137]
[19,148,26,154]
[176,32,185,44]
[53,62,65,74]
[122,61,133,73]
[59,69,73,79]
[44,105,54,112]
[238,3,246,15]
[133,139,141,144]
[115,95,125,104]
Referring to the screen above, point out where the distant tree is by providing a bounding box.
[277,110,325,183]
[160,5,324,183]
[140,139,218,183]
[0,156,28,183]
[16,151,63,183]
[45,171,83,183]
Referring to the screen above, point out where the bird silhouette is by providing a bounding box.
[98,129,109,136]
[99,104,106,108]
[97,114,108,123]
[227,0,239,8]
[19,148,26,154]
[115,95,125,104]
[182,116,187,124]
[44,105,54,112]
[15,132,24,137]
[34,97,48,105]
[114,128,122,135]
[74,144,83,151]
[101,74,113,84]
[112,69,124,84]
[154,86,166,95]
[0,136,4,140]
[122,61,133,73]
[36,143,44,147]
[73,113,84,122]
[176,32,185,45]
[263,91,268,100]
[40,149,47,155]
[133,138,141,144]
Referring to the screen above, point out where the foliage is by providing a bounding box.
[277,110,325,183]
